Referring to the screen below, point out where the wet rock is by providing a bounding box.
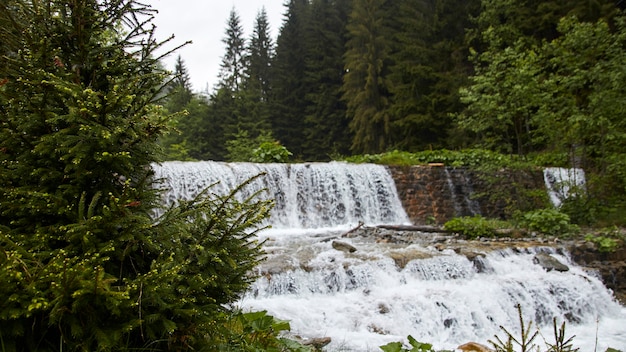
[332,240,357,253]
[389,249,433,269]
[533,252,569,272]
[378,303,390,314]
[458,342,493,352]
[302,336,332,349]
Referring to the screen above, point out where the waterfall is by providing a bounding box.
[443,168,482,217]
[544,167,586,208]
[153,161,625,351]
[152,161,410,230]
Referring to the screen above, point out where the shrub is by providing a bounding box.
[380,335,440,352]
[215,310,314,351]
[516,209,579,237]
[584,226,624,253]
[443,216,510,239]
[251,141,293,163]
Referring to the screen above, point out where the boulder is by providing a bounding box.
[302,336,332,349]
[332,240,357,253]
[533,252,569,272]
[457,342,493,352]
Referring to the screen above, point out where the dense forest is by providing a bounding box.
[161,0,626,216]
[2,1,626,350]
[161,0,625,159]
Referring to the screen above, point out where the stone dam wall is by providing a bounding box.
[388,164,547,225]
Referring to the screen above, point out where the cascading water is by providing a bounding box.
[443,168,481,217]
[243,239,626,351]
[544,167,586,208]
[154,161,626,351]
[152,161,410,229]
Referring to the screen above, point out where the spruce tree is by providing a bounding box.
[168,55,194,110]
[269,0,311,158]
[302,0,352,160]
[342,0,393,154]
[213,7,248,144]
[239,7,274,136]
[0,1,268,350]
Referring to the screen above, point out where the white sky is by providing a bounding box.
[151,0,286,93]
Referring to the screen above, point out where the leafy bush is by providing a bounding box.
[226,129,275,162]
[515,209,579,237]
[251,141,293,163]
[380,335,441,352]
[585,226,624,253]
[215,310,314,351]
[344,149,525,168]
[559,195,597,225]
[443,216,510,239]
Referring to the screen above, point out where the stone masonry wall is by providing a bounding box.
[388,165,547,225]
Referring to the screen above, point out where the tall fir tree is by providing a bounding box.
[217,7,247,93]
[239,7,274,136]
[0,1,267,350]
[302,0,352,160]
[167,55,193,111]
[213,7,248,142]
[342,0,393,154]
[269,0,311,158]
[388,0,480,151]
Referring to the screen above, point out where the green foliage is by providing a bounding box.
[344,149,522,168]
[0,1,270,350]
[269,0,310,158]
[585,226,625,253]
[251,142,293,163]
[443,216,510,239]
[342,0,393,154]
[226,129,275,162]
[460,7,626,208]
[214,310,313,351]
[302,0,352,161]
[489,304,580,352]
[380,335,437,352]
[558,195,598,226]
[515,209,579,237]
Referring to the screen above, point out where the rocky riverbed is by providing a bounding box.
[333,225,626,305]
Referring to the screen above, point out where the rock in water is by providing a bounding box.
[458,342,493,352]
[302,336,332,349]
[533,252,569,272]
[332,240,357,253]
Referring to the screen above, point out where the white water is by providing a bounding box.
[544,167,586,208]
[154,161,626,351]
[152,161,410,229]
[242,230,626,351]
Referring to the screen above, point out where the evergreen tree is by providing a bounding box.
[184,95,227,160]
[0,1,267,350]
[168,55,193,110]
[240,7,274,136]
[342,0,393,154]
[269,0,311,158]
[159,55,194,160]
[213,7,249,148]
[302,0,352,160]
[388,0,480,151]
[246,7,274,104]
[218,7,246,93]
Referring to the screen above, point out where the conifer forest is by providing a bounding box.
[2,0,626,350]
